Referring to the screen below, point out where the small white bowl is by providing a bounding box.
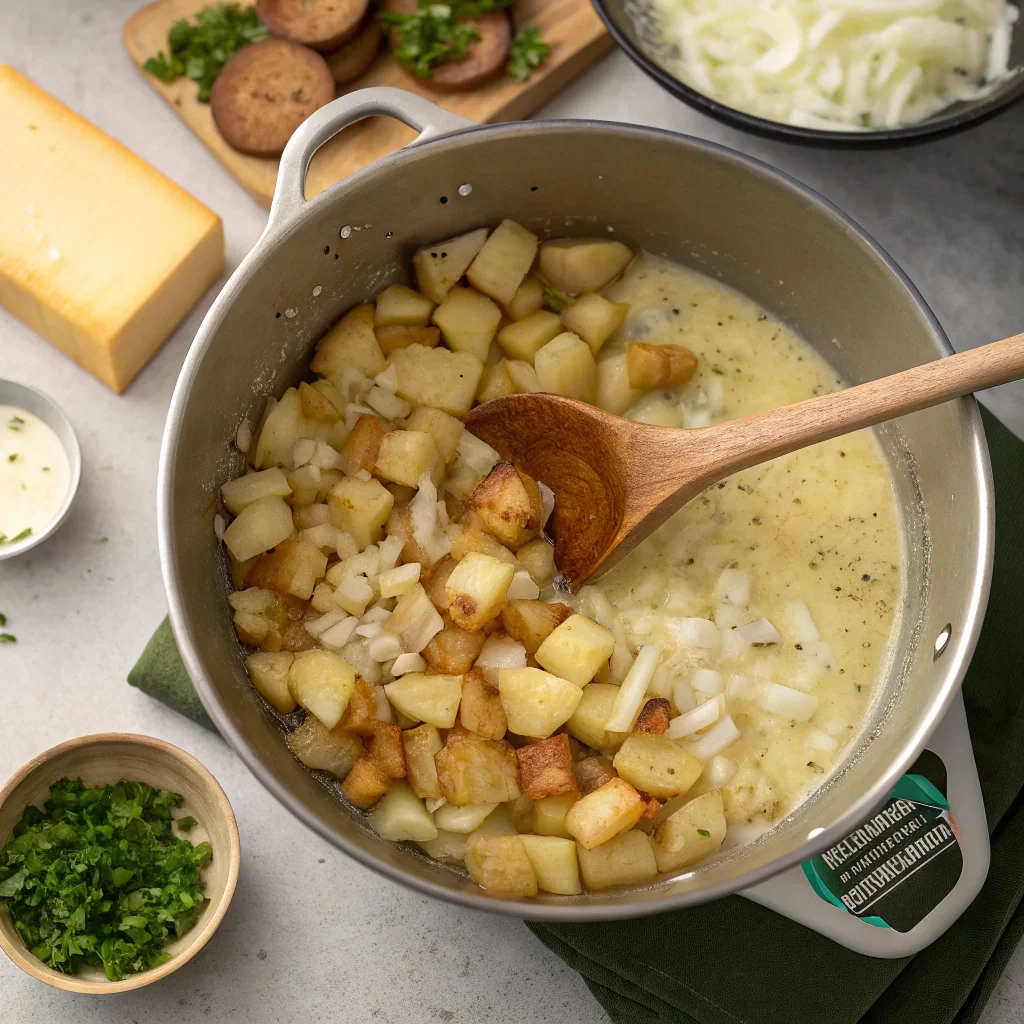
[0,379,81,561]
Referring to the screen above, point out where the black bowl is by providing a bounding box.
[592,0,1024,145]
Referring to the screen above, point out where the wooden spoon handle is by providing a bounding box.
[686,332,1024,486]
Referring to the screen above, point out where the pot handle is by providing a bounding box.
[269,87,477,230]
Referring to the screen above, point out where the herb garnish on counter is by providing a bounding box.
[144,3,270,102]
[507,25,550,81]
[0,778,211,980]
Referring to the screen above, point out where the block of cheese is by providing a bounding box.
[0,66,224,393]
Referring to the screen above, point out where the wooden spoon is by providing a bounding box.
[464,333,1024,591]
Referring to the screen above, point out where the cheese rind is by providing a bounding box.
[0,66,224,392]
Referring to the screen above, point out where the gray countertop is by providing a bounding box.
[1,2,1023,1021]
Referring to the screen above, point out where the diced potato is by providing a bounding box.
[516,734,579,800]
[384,672,462,728]
[299,381,342,423]
[337,678,378,736]
[565,777,646,850]
[403,723,444,799]
[721,762,778,824]
[310,378,346,415]
[465,834,538,896]
[651,791,727,872]
[450,526,517,566]
[612,734,703,800]
[501,600,573,655]
[634,698,671,735]
[566,683,630,755]
[433,801,497,833]
[341,413,385,478]
[476,360,517,403]
[538,239,634,295]
[503,273,544,321]
[466,220,539,305]
[560,293,629,356]
[595,352,643,415]
[574,754,617,796]
[246,651,296,712]
[496,311,564,363]
[280,620,317,652]
[374,283,435,327]
[516,538,557,589]
[466,462,543,550]
[627,343,699,390]
[221,467,292,515]
[418,829,469,863]
[287,650,357,730]
[403,406,464,463]
[367,779,437,841]
[223,494,294,563]
[519,835,582,895]
[577,830,658,890]
[229,586,277,615]
[286,715,363,778]
[424,625,486,674]
[328,477,394,550]
[234,609,269,647]
[534,333,597,401]
[389,344,484,417]
[506,360,540,394]
[342,757,391,809]
[460,669,508,740]
[435,731,521,805]
[414,227,489,303]
[432,287,502,363]
[422,555,457,614]
[465,804,518,852]
[311,304,386,381]
[445,552,516,632]
[533,794,577,839]
[498,668,583,739]
[511,793,536,832]
[253,387,318,469]
[369,721,407,778]
[376,324,441,355]
[385,584,445,653]
[244,538,327,601]
[374,430,441,488]
[535,614,615,687]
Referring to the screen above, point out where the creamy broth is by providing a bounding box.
[574,256,902,837]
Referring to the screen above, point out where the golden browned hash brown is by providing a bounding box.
[516,733,580,801]
[634,698,672,735]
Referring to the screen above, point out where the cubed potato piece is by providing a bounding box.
[338,678,378,736]
[627,343,699,390]
[293,503,331,531]
[424,624,486,675]
[503,273,544,321]
[342,757,391,809]
[566,683,630,755]
[221,467,292,516]
[287,650,357,730]
[498,668,583,739]
[246,651,296,713]
[384,672,462,728]
[464,805,518,854]
[445,552,516,632]
[432,286,502,363]
[434,801,498,833]
[496,311,564,363]
[577,830,658,890]
[501,600,573,655]
[369,721,407,779]
[721,763,778,824]
[223,495,294,563]
[466,220,539,304]
[634,698,671,735]
[510,793,535,833]
[533,794,578,838]
[519,835,582,895]
[328,477,394,550]
[341,413,385,478]
[374,430,440,488]
[506,360,540,394]
[536,614,615,687]
[465,834,538,896]
[435,731,521,805]
[311,304,386,381]
[385,584,445,653]
[534,333,597,401]
[376,324,441,355]
[596,352,643,415]
[613,734,703,800]
[374,283,435,327]
[389,344,484,417]
[418,828,469,863]
[234,609,269,647]
[651,791,727,872]
[574,754,617,796]
[367,779,437,841]
[466,462,543,550]
[516,734,579,800]
[385,503,433,566]
[460,669,508,740]
[244,538,327,601]
[516,538,557,589]
[286,715,363,778]
[475,360,517,403]
[565,777,646,850]
[539,239,634,295]
[402,723,444,799]
[299,381,342,423]
[404,406,464,463]
[560,292,629,356]
[422,555,457,614]
[414,228,489,303]
[450,527,518,567]
[253,387,319,470]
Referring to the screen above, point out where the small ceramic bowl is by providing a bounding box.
[0,734,240,993]
[0,379,81,561]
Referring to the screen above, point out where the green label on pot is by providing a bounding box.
[802,751,962,931]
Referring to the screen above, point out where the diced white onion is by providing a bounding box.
[361,605,392,624]
[340,640,381,685]
[316,441,344,471]
[356,622,384,639]
[605,644,663,732]
[506,570,540,601]
[726,674,753,700]
[538,481,555,529]
[714,603,749,629]
[707,755,738,788]
[434,802,498,833]
[378,563,421,598]
[299,523,336,550]
[374,365,399,393]
[757,682,819,721]
[807,727,839,753]
[319,616,358,649]
[691,668,724,695]
[667,695,723,738]
[822,718,850,737]
[354,469,372,482]
[368,632,404,662]
[475,634,527,684]
[305,608,348,637]
[665,617,720,650]
[336,532,359,560]
[686,715,741,760]
[672,678,697,715]
[236,419,252,454]
[733,618,783,647]
[436,500,449,529]
[293,438,316,468]
[714,568,751,607]
[345,402,376,432]
[213,514,226,542]
[391,652,427,676]
[372,684,394,722]
[456,430,500,476]
[385,584,444,653]
[784,601,820,644]
[291,464,322,489]
[608,641,634,686]
[409,472,452,564]
[366,385,411,421]
[424,797,446,813]
[377,534,405,574]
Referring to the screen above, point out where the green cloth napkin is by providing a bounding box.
[130,407,1024,1024]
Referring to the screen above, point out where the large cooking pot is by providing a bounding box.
[159,88,993,920]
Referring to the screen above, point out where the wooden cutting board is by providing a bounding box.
[123,0,613,208]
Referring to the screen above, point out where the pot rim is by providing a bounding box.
[158,115,994,920]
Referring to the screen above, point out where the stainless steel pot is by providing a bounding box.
[159,88,993,920]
